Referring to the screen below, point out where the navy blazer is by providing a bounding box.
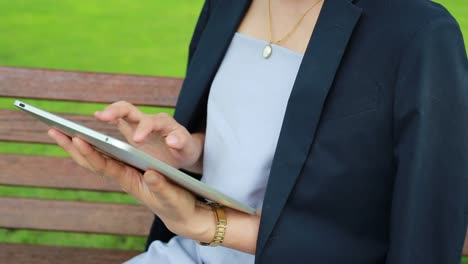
[146,0,468,263]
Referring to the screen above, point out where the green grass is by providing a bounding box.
[0,0,467,261]
[0,185,138,204]
[0,0,203,77]
[0,229,146,250]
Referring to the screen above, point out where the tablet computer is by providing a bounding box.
[14,100,257,215]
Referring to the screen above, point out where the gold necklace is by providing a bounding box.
[263,0,323,59]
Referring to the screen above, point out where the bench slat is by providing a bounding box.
[0,154,122,192]
[0,109,125,144]
[0,197,153,236]
[0,243,141,264]
[0,66,182,107]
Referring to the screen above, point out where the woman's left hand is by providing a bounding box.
[48,129,215,243]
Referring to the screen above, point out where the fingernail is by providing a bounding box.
[166,135,178,145]
[144,172,159,184]
[97,111,110,119]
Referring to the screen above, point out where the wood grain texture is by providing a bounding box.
[464,232,468,256]
[0,66,182,107]
[0,197,154,236]
[0,109,125,144]
[0,154,123,192]
[0,243,141,264]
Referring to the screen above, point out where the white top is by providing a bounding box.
[125,32,303,264]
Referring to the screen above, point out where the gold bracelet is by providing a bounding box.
[196,203,227,247]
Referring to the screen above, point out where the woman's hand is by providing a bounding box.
[46,100,212,242]
[49,129,213,240]
[47,101,260,253]
[94,101,204,172]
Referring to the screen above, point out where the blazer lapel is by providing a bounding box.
[174,0,252,129]
[256,0,362,256]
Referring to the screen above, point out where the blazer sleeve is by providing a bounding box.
[145,0,212,249]
[387,17,468,263]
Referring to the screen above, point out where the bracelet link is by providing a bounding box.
[196,203,227,247]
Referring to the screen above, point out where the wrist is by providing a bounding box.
[194,202,217,243]
[174,201,215,243]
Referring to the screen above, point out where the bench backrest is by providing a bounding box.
[0,66,467,257]
[0,66,181,239]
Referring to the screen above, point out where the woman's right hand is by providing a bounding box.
[94,101,204,172]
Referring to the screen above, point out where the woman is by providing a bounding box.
[48,0,468,263]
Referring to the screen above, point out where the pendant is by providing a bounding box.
[263,43,272,59]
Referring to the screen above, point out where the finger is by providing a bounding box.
[133,113,181,142]
[47,129,92,169]
[142,170,176,203]
[94,101,143,123]
[116,118,138,143]
[72,137,128,178]
[71,137,146,197]
[165,130,188,150]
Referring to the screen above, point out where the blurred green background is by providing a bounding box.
[0,0,467,262]
[0,0,205,253]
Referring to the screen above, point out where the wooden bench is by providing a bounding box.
[0,66,467,262]
[0,66,182,263]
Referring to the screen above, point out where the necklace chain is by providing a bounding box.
[267,0,323,45]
